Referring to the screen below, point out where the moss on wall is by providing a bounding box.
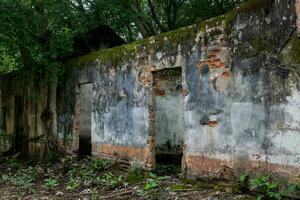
[281,33,300,76]
[66,0,275,70]
[66,24,202,70]
[237,37,274,58]
[285,34,300,64]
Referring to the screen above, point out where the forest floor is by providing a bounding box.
[0,156,256,200]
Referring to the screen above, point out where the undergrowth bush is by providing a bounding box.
[237,172,300,200]
[1,166,37,189]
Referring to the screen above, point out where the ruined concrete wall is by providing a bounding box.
[0,0,299,178]
[90,63,150,164]
[184,0,300,178]
[64,0,300,177]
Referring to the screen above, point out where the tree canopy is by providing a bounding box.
[0,0,243,75]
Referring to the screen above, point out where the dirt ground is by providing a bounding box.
[0,156,255,200]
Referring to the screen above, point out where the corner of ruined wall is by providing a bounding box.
[182,0,300,180]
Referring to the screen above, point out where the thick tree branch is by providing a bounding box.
[131,0,157,37]
[147,0,167,32]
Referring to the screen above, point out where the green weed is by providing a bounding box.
[236,173,300,200]
[101,172,123,188]
[43,178,58,188]
[127,167,145,184]
[1,166,37,189]
[143,173,167,191]
[66,178,81,191]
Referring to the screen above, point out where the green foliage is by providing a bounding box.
[143,173,167,191]
[43,178,58,188]
[239,172,249,183]
[171,184,193,192]
[0,0,76,74]
[0,46,20,74]
[144,179,159,190]
[234,172,250,193]
[127,167,146,184]
[0,0,244,75]
[62,158,113,188]
[1,166,37,189]
[250,175,281,200]
[78,159,112,184]
[66,178,81,191]
[236,172,300,200]
[89,158,112,171]
[101,172,123,188]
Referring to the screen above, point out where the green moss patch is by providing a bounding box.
[283,34,300,64]
[171,184,193,192]
[127,168,146,184]
[238,37,274,58]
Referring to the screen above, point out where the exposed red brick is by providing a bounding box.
[139,73,152,87]
[219,63,226,67]
[221,71,230,77]
[185,155,300,179]
[154,87,166,96]
[149,65,157,72]
[196,61,207,68]
[208,120,218,127]
[144,136,155,169]
[93,143,148,163]
[185,155,230,178]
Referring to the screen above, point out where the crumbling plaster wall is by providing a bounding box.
[64,0,300,177]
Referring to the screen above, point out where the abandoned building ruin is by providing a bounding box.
[0,0,300,179]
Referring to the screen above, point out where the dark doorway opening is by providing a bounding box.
[78,83,92,156]
[0,106,6,131]
[152,67,184,170]
[15,96,24,154]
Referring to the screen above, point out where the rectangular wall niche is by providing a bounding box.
[78,83,93,155]
[152,67,184,166]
